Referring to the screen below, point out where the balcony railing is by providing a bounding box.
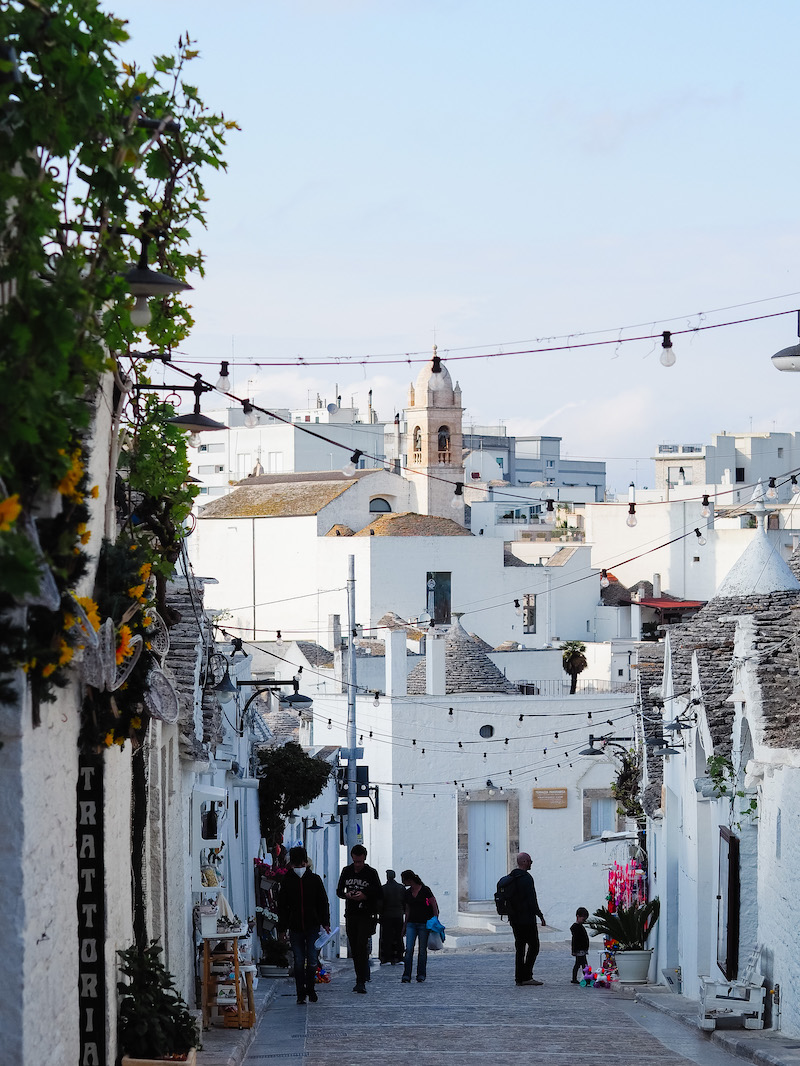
[515,678,636,696]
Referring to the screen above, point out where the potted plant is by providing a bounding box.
[587,899,660,983]
[117,941,199,1064]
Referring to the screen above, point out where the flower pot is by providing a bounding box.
[121,1049,196,1065]
[615,949,653,983]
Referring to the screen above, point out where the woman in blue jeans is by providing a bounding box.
[400,870,439,983]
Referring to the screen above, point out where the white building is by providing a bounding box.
[298,620,639,935]
[642,529,800,1034]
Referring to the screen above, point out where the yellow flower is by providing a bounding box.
[0,493,21,532]
[76,597,101,632]
[104,732,114,747]
[42,663,56,678]
[115,625,135,664]
[90,485,99,499]
[131,716,142,730]
[115,736,125,747]
[57,448,84,502]
[63,613,76,630]
[58,640,74,667]
[77,523,91,545]
[142,614,153,628]
[127,583,146,601]
[138,562,152,582]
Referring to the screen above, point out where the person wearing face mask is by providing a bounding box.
[277,845,331,1004]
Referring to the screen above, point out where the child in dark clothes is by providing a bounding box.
[570,907,590,983]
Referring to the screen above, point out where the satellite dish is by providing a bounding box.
[326,403,339,414]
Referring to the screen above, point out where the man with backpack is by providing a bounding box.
[496,852,546,986]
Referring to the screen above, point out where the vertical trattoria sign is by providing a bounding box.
[77,754,106,1066]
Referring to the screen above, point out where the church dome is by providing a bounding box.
[410,349,459,407]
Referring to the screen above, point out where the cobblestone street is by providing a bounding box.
[236,944,750,1066]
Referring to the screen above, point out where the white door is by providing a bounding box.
[468,801,508,900]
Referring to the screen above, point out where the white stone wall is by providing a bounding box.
[309,690,638,934]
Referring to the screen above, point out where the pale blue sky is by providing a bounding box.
[119,1,800,491]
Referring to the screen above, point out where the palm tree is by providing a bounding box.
[561,640,588,694]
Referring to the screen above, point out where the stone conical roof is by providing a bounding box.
[715,526,800,598]
[406,617,518,695]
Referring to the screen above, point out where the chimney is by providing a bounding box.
[652,573,661,598]
[426,632,446,695]
[386,629,407,697]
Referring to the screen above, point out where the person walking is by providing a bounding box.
[336,844,383,994]
[503,852,546,986]
[400,870,439,984]
[379,869,407,964]
[276,846,331,1005]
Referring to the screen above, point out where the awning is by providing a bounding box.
[637,598,705,610]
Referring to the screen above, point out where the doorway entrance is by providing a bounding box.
[467,800,508,900]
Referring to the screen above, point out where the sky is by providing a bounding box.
[117,0,800,493]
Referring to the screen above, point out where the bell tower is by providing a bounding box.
[404,347,464,520]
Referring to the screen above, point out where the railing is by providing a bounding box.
[515,678,636,697]
[437,449,451,463]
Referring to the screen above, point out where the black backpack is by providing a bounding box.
[494,873,517,917]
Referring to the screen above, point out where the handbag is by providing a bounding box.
[426,916,446,951]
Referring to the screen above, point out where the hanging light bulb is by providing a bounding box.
[766,477,778,500]
[626,481,637,527]
[694,528,707,546]
[327,718,332,730]
[701,494,711,518]
[373,691,380,707]
[451,481,464,509]
[514,598,522,616]
[242,399,258,429]
[600,570,610,589]
[275,630,285,650]
[660,330,676,367]
[187,432,202,449]
[216,360,231,391]
[545,498,555,513]
[129,295,152,327]
[343,449,362,477]
[792,475,799,488]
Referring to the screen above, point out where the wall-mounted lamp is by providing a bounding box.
[123,213,192,328]
[579,734,634,756]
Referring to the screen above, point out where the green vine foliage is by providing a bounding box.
[611,747,645,824]
[0,2,235,739]
[257,743,335,845]
[706,754,758,826]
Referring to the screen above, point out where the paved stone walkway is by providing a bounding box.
[233,944,751,1066]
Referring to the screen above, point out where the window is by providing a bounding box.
[369,497,391,513]
[479,725,494,739]
[437,425,451,463]
[523,594,536,633]
[413,427,422,463]
[736,467,746,483]
[778,447,784,458]
[768,513,780,530]
[426,572,451,625]
[197,464,224,475]
[267,451,284,473]
[582,788,619,840]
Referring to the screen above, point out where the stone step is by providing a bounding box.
[446,916,567,950]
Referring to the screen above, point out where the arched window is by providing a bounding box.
[437,425,451,463]
[413,426,422,464]
[369,497,392,513]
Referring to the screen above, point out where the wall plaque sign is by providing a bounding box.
[77,754,106,1066]
[532,787,568,809]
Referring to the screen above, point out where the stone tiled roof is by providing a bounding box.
[406,617,519,694]
[325,524,355,537]
[241,470,376,486]
[198,480,354,518]
[353,512,472,537]
[637,644,666,817]
[469,633,493,652]
[162,575,222,759]
[296,641,335,668]
[503,546,529,567]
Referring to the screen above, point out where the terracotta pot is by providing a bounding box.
[121,1048,196,1065]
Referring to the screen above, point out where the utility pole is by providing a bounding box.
[344,554,361,852]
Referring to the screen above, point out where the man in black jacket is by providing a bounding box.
[276,846,331,1004]
[503,852,546,986]
[336,844,383,993]
[378,869,407,964]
